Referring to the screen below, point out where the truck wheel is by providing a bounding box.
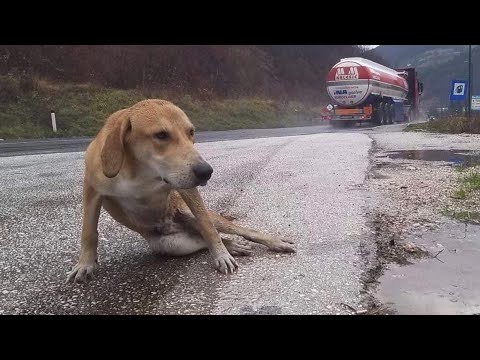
[372,103,383,126]
[378,103,385,125]
[389,104,395,124]
[386,104,393,124]
[405,109,411,123]
[383,104,390,125]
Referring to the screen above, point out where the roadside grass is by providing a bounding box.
[444,167,480,224]
[442,209,480,223]
[406,117,480,225]
[0,77,322,139]
[405,115,480,134]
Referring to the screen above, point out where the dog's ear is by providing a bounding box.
[101,111,131,178]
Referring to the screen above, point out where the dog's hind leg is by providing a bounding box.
[146,232,207,256]
[174,209,295,253]
[210,213,296,253]
[145,231,252,257]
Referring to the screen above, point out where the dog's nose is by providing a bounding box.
[192,162,213,182]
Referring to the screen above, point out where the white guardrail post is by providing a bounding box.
[51,110,57,133]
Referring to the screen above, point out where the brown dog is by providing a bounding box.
[67,99,295,283]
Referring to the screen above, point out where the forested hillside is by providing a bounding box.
[0,45,387,138]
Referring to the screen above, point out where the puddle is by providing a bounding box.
[377,221,480,314]
[381,150,480,167]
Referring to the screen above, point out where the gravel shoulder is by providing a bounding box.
[362,131,480,314]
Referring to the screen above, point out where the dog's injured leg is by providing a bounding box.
[210,212,296,253]
[145,232,252,257]
[174,208,295,253]
[221,237,253,256]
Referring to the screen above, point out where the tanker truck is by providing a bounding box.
[321,57,423,127]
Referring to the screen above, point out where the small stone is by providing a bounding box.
[403,242,423,253]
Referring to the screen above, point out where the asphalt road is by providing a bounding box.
[1,126,337,157]
[0,122,402,157]
[0,130,374,314]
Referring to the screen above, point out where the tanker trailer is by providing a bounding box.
[322,57,423,127]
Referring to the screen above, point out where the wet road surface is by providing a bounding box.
[0,122,406,157]
[377,221,480,315]
[0,132,373,314]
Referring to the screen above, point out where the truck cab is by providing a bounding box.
[396,67,423,122]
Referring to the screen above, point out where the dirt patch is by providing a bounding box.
[359,212,431,315]
[359,139,450,315]
[359,131,480,314]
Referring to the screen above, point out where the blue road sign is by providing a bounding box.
[450,80,468,101]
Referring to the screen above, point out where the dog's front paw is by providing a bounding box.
[67,261,97,283]
[268,239,296,253]
[212,249,238,274]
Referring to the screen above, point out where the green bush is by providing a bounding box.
[0,75,22,103]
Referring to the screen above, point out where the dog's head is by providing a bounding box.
[100,99,213,189]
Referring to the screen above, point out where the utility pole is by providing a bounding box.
[468,45,472,122]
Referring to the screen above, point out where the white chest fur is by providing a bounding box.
[108,177,172,229]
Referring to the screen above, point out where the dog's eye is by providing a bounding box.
[155,131,169,140]
[189,129,195,137]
